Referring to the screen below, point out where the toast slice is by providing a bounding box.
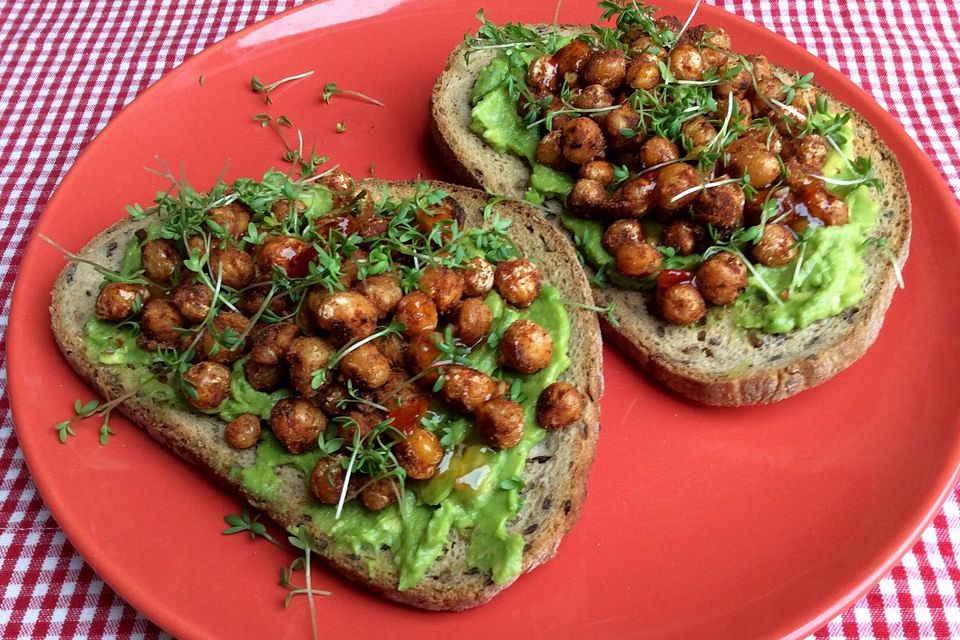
[430,25,911,405]
[49,180,603,610]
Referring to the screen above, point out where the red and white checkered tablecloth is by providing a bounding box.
[1,1,958,638]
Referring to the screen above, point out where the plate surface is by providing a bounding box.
[8,0,960,638]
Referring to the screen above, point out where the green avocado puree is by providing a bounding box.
[470,51,880,333]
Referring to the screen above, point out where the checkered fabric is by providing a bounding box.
[0,1,957,638]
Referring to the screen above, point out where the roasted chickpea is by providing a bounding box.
[655,15,683,33]
[311,456,347,504]
[499,319,553,374]
[373,368,427,412]
[475,398,524,450]
[405,331,442,386]
[697,253,749,305]
[183,361,231,409]
[494,258,542,308]
[640,136,680,168]
[415,197,463,238]
[337,410,377,443]
[339,343,391,389]
[357,210,390,239]
[577,160,613,186]
[752,223,798,267]
[95,282,150,321]
[456,257,493,299]
[663,220,704,256]
[658,283,707,325]
[571,84,614,111]
[625,56,661,90]
[356,274,402,319]
[669,43,704,81]
[395,427,443,480]
[803,187,850,226]
[535,130,569,170]
[185,234,208,258]
[315,379,349,415]
[439,365,499,413]
[536,382,585,429]
[256,235,310,276]
[208,202,250,240]
[361,477,397,511]
[615,241,662,278]
[394,292,438,338]
[141,299,185,344]
[603,219,645,254]
[746,54,773,84]
[313,291,378,346]
[727,146,780,189]
[271,397,325,454]
[249,321,298,365]
[199,311,248,363]
[238,284,288,318]
[568,178,607,217]
[224,414,261,450]
[554,40,591,82]
[270,198,305,222]
[336,247,366,289]
[738,126,782,155]
[419,266,464,316]
[715,60,752,97]
[209,247,255,289]
[752,77,787,115]
[318,168,356,198]
[782,134,828,172]
[285,335,333,396]
[583,48,627,89]
[605,106,642,149]
[614,175,656,219]
[692,178,745,229]
[171,283,211,324]
[527,54,559,91]
[561,117,606,165]
[455,297,493,346]
[681,115,718,149]
[714,95,752,128]
[654,163,702,211]
[243,359,285,392]
[141,239,179,281]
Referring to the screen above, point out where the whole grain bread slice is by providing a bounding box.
[49,180,603,610]
[430,26,911,405]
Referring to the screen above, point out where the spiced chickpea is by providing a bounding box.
[803,188,850,226]
[583,48,627,89]
[615,241,662,278]
[224,414,261,450]
[658,283,707,325]
[419,266,464,316]
[554,40,591,82]
[640,136,680,168]
[494,258,542,308]
[313,291,378,346]
[715,61,752,97]
[361,477,397,511]
[714,96,752,128]
[406,331,442,386]
[536,382,585,429]
[746,54,773,83]
[499,319,553,374]
[669,43,704,81]
[141,239,179,281]
[199,311,248,363]
[603,219,645,254]
[654,163,702,210]
[249,321,298,365]
[337,411,377,443]
[337,248,366,289]
[373,368,427,412]
[208,202,250,240]
[455,297,493,346]
[571,84,614,111]
[238,284,288,318]
[357,210,389,239]
[356,274,402,319]
[655,15,682,32]
[311,456,347,504]
[696,253,749,305]
[244,360,285,392]
[315,380,349,415]
[561,117,606,165]
[663,220,703,256]
[394,292,438,338]
[475,398,524,450]
[579,160,615,186]
[605,106,643,149]
[271,397,325,454]
[339,343,391,389]
[395,427,443,480]
[439,365,499,413]
[782,134,828,172]
[285,335,333,396]
[256,235,310,276]
[171,283,211,324]
[535,130,569,170]
[461,256,494,298]
[183,361,231,409]
[95,282,150,321]
[752,77,787,114]
[185,234,207,258]
[209,247,255,289]
[727,147,781,189]
[527,54,559,91]
[568,178,607,217]
[681,116,718,149]
[752,223,798,267]
[414,198,462,237]
[738,126,782,155]
[614,175,657,219]
[625,56,661,90]
[270,198,305,222]
[141,299,185,344]
[692,178,745,229]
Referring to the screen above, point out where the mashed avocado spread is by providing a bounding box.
[470,53,880,334]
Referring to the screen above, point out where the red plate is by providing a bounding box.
[8,1,959,638]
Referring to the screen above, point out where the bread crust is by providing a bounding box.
[49,181,603,610]
[430,27,911,406]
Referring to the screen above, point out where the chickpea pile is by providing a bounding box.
[522,15,853,325]
[94,169,586,513]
